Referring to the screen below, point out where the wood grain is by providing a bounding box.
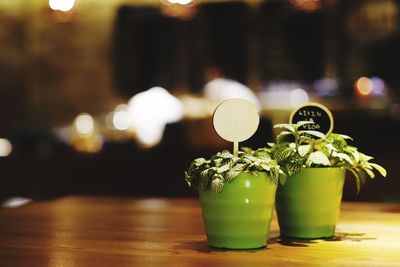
[1,197,400,266]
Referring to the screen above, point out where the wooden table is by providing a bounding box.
[0,197,399,266]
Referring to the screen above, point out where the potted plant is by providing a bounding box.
[185,149,286,249]
[270,121,387,239]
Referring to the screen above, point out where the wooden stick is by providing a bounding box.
[233,141,239,157]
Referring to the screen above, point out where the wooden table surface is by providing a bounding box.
[0,197,400,266]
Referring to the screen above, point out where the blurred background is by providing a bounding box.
[0,0,399,204]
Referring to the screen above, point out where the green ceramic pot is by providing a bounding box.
[199,172,277,249]
[276,167,346,239]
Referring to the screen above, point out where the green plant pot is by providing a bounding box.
[276,167,345,239]
[199,172,277,249]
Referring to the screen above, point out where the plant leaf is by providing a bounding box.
[211,177,224,193]
[219,150,233,159]
[260,163,271,171]
[298,144,311,157]
[351,151,360,163]
[270,167,279,184]
[279,172,287,185]
[337,134,353,140]
[267,142,275,148]
[273,146,294,161]
[285,161,302,176]
[364,168,375,179]
[359,153,374,161]
[200,169,212,185]
[348,168,361,194]
[369,163,387,177]
[217,164,230,173]
[213,158,223,167]
[193,158,207,167]
[226,170,241,183]
[336,153,353,165]
[300,130,326,139]
[273,124,295,132]
[307,151,331,166]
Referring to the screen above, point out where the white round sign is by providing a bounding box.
[213,98,260,142]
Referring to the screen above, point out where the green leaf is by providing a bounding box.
[225,163,246,183]
[184,171,192,187]
[270,167,279,184]
[300,130,326,139]
[369,163,387,177]
[254,151,270,161]
[219,150,233,159]
[267,142,275,148]
[200,169,212,185]
[217,164,230,173]
[307,151,331,166]
[211,177,224,193]
[364,168,375,179]
[273,124,295,132]
[260,163,271,171]
[240,147,253,154]
[193,158,207,167]
[351,151,360,163]
[277,131,293,143]
[298,144,311,157]
[213,158,223,167]
[285,162,302,176]
[279,172,287,185]
[336,153,353,165]
[359,153,374,161]
[348,168,361,194]
[226,170,241,183]
[337,134,353,140]
[273,146,294,161]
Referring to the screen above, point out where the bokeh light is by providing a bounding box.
[74,113,94,138]
[167,0,193,5]
[290,0,321,13]
[260,81,308,109]
[290,88,309,108]
[127,87,184,148]
[355,77,373,96]
[371,76,386,96]
[0,138,12,157]
[112,111,130,131]
[49,0,75,12]
[204,78,261,111]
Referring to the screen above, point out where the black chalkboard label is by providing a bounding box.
[289,103,334,138]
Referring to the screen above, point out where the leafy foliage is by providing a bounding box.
[185,149,286,193]
[271,121,387,193]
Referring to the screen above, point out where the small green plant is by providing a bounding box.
[185,149,286,193]
[270,121,387,192]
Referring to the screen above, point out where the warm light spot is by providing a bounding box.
[204,78,261,111]
[244,198,250,204]
[0,138,12,157]
[290,88,309,107]
[74,113,94,138]
[127,87,183,148]
[166,0,193,5]
[113,111,130,131]
[355,77,373,96]
[290,0,321,12]
[49,0,75,12]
